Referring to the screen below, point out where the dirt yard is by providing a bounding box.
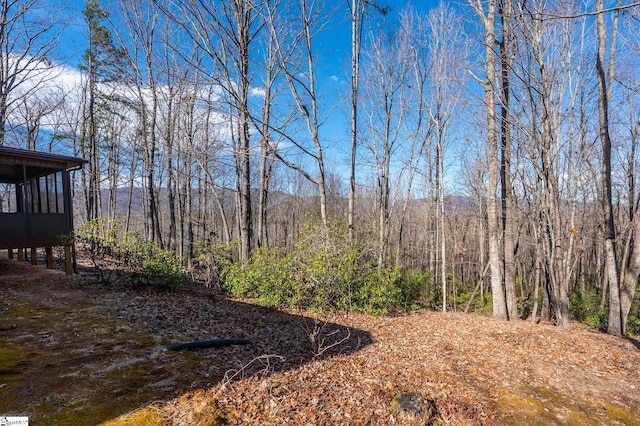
[1,256,639,425]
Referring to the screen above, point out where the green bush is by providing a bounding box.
[75,221,192,289]
[140,248,192,289]
[220,222,421,315]
[627,315,640,336]
[569,290,598,322]
[451,291,472,310]
[295,243,361,311]
[627,284,640,336]
[400,268,430,309]
[358,265,404,314]
[585,313,605,331]
[224,247,299,308]
[74,219,124,263]
[119,231,150,269]
[193,240,235,288]
[569,289,608,332]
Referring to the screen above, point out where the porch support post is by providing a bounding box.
[45,247,54,269]
[64,245,73,275]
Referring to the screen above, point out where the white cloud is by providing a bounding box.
[6,55,234,153]
[331,75,339,82]
[250,87,266,98]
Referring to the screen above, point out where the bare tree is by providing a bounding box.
[594,0,640,335]
[264,0,333,229]
[467,0,508,320]
[11,88,64,150]
[618,80,640,334]
[347,0,390,241]
[154,0,257,260]
[394,7,432,266]
[251,4,291,248]
[348,0,365,242]
[0,0,65,147]
[497,0,518,320]
[117,0,164,245]
[425,2,467,311]
[359,16,411,266]
[596,0,622,335]
[496,0,600,328]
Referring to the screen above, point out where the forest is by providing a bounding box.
[1,0,640,337]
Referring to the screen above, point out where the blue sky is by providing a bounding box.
[59,0,444,66]
[51,0,458,190]
[285,0,447,171]
[27,0,640,199]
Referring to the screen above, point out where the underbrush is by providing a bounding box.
[73,219,193,289]
[198,223,429,314]
[71,220,640,333]
[569,289,607,332]
[626,284,640,336]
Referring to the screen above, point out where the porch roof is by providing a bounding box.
[0,146,87,183]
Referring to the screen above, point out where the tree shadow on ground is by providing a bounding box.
[102,275,374,378]
[0,258,372,425]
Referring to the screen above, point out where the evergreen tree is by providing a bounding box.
[80,0,127,221]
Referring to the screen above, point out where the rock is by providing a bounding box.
[392,392,424,414]
[391,392,439,424]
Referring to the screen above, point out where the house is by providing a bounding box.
[0,146,87,274]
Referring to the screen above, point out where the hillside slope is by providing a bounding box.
[1,258,638,425]
[116,302,640,425]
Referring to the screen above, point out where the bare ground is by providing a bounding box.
[1,257,639,425]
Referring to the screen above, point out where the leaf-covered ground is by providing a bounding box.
[1,257,639,425]
[155,310,640,425]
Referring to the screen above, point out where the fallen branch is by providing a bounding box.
[164,338,251,352]
[221,354,286,388]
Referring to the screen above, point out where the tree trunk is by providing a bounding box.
[348,0,363,242]
[596,0,622,336]
[166,96,177,252]
[621,232,639,334]
[472,0,508,320]
[621,103,640,334]
[498,0,517,320]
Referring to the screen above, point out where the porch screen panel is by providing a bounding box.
[30,180,39,213]
[39,176,48,213]
[56,171,64,213]
[47,173,57,213]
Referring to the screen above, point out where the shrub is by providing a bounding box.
[358,265,404,314]
[74,219,124,264]
[627,283,640,336]
[569,289,602,322]
[119,231,150,270]
[220,222,420,314]
[627,315,640,336]
[224,247,299,308]
[140,248,192,289]
[75,222,192,289]
[400,268,430,309]
[295,243,362,312]
[585,313,606,331]
[569,289,610,332]
[451,291,472,311]
[193,240,235,288]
